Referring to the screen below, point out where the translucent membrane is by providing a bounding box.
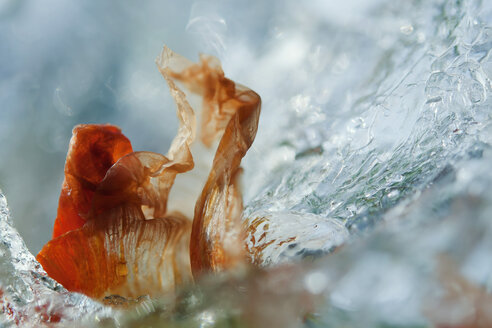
[161,51,262,275]
[36,47,261,299]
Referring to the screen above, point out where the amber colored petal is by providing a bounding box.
[40,48,199,298]
[37,213,192,299]
[191,89,260,276]
[155,47,212,220]
[157,47,262,276]
[52,124,133,238]
[58,50,197,225]
[83,47,198,222]
[162,52,243,148]
[39,46,261,299]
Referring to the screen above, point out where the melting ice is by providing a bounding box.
[1,0,492,326]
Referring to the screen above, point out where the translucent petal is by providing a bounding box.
[157,48,262,276]
[52,124,133,238]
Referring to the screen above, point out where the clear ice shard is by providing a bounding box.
[0,190,112,326]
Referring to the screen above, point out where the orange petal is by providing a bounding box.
[39,47,261,299]
[38,214,191,299]
[190,87,261,276]
[156,47,261,276]
[41,49,199,298]
[52,124,133,238]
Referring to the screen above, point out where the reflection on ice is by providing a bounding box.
[245,212,349,266]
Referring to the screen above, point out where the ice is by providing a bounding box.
[310,151,492,327]
[245,212,349,266]
[0,190,113,326]
[1,0,492,326]
[242,0,492,259]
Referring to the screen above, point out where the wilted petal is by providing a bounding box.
[38,46,261,299]
[37,214,191,299]
[52,124,133,238]
[157,47,261,276]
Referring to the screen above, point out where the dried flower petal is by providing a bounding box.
[52,124,133,238]
[38,53,198,297]
[38,215,191,298]
[158,49,261,276]
[37,46,261,299]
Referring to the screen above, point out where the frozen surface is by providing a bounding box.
[1,0,492,326]
[0,190,112,326]
[242,0,492,266]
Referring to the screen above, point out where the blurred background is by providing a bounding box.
[0,0,265,253]
[0,0,389,254]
